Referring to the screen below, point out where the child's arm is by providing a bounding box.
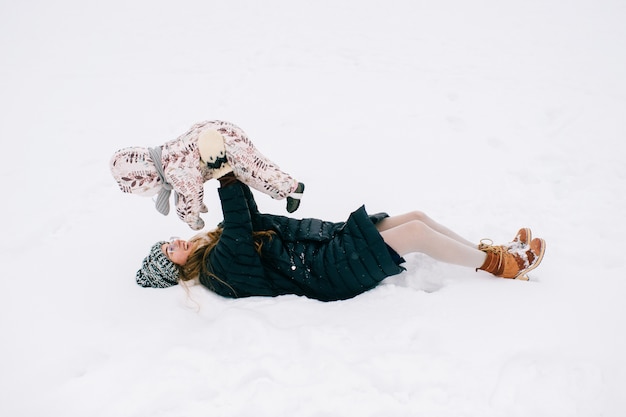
[166,158,207,230]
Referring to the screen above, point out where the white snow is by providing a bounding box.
[1,0,626,416]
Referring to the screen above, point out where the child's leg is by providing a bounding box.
[380,220,487,268]
[376,211,476,248]
[216,122,298,199]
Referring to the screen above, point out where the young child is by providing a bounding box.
[110,120,304,230]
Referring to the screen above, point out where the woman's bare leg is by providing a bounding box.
[380,220,486,268]
[376,211,476,248]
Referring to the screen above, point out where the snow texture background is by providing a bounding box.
[1,0,625,416]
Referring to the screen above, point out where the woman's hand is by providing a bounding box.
[218,172,238,188]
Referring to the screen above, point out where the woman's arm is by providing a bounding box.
[217,179,255,234]
[203,181,269,297]
[218,172,260,215]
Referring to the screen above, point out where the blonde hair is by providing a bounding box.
[179,228,275,293]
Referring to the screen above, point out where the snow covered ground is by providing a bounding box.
[1,0,626,415]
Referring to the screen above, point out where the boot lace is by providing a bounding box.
[479,238,531,268]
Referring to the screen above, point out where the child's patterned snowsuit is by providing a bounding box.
[110,120,298,230]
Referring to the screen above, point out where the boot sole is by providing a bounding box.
[514,238,546,281]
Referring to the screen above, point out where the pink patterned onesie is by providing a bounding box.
[110,120,300,230]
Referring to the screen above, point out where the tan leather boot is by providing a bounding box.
[480,228,531,251]
[478,236,545,280]
[513,228,531,246]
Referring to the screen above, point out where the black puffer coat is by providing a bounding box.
[199,182,405,301]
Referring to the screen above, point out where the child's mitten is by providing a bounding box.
[198,129,233,179]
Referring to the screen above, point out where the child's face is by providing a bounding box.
[162,238,194,266]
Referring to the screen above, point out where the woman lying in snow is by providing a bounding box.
[110,120,304,231]
[135,173,546,302]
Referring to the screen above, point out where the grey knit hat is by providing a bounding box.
[136,241,180,288]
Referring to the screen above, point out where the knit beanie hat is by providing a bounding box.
[136,241,180,288]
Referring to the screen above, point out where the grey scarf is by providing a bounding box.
[148,147,177,215]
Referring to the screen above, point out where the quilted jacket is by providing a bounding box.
[200,182,405,301]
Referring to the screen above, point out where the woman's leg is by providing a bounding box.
[376,211,476,248]
[380,220,487,269]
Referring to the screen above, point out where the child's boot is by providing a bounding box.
[286,182,305,213]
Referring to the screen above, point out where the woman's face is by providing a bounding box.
[162,239,194,266]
